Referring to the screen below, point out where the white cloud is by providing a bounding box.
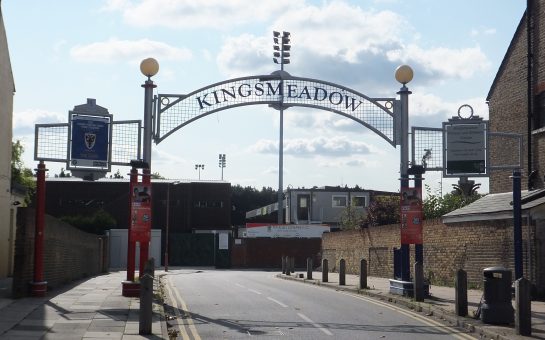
[249,136,374,157]
[387,44,490,79]
[216,1,491,89]
[13,109,65,134]
[102,0,304,29]
[70,38,192,63]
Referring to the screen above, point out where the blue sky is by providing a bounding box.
[4,0,526,195]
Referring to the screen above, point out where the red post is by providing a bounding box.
[31,161,47,296]
[139,168,152,275]
[127,167,138,281]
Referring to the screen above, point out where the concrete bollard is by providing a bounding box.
[455,269,468,317]
[139,273,153,335]
[322,259,328,282]
[359,259,368,289]
[307,257,313,280]
[290,257,295,274]
[515,277,532,336]
[414,262,424,302]
[339,259,346,286]
[281,256,286,274]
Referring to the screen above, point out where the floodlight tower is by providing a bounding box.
[218,154,226,180]
[195,164,205,180]
[273,31,290,224]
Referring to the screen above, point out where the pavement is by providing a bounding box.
[279,270,545,340]
[0,269,544,339]
[0,271,167,339]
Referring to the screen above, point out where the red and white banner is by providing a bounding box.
[400,187,423,244]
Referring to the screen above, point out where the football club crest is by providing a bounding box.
[85,133,96,150]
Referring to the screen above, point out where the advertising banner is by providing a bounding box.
[400,187,423,244]
[69,114,110,169]
[130,183,152,242]
[244,223,330,238]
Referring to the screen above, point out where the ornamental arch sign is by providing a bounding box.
[155,71,402,146]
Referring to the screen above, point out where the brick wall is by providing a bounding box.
[12,208,107,297]
[489,1,545,192]
[322,218,536,289]
[231,238,322,268]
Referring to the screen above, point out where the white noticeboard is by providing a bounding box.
[443,121,488,177]
[218,233,229,250]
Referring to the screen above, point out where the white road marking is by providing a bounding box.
[235,283,246,289]
[337,291,476,340]
[267,297,288,308]
[248,288,262,295]
[297,312,333,336]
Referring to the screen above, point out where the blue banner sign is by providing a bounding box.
[69,115,110,169]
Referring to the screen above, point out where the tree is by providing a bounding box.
[423,184,483,219]
[151,172,165,179]
[364,195,400,227]
[231,185,277,226]
[60,209,117,235]
[11,140,35,203]
[110,169,124,179]
[339,205,367,230]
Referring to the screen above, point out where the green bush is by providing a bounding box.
[60,209,117,234]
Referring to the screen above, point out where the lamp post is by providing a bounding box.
[140,58,159,166]
[273,31,290,224]
[218,154,226,180]
[195,164,204,180]
[165,180,180,272]
[395,64,413,282]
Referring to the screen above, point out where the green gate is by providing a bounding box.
[169,233,230,267]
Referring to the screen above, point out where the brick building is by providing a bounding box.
[488,0,545,193]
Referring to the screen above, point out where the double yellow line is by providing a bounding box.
[164,276,201,340]
[338,290,476,340]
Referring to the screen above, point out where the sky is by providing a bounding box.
[3,0,527,196]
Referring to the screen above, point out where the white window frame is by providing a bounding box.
[332,195,348,208]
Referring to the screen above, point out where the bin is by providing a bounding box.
[480,267,514,324]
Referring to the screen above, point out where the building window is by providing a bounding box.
[332,195,347,207]
[352,196,366,207]
[194,201,224,208]
[534,91,545,129]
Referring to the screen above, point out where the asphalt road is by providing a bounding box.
[164,269,476,340]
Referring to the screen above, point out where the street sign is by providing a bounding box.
[69,114,111,170]
[443,121,488,177]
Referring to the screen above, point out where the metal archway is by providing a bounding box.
[155,71,401,147]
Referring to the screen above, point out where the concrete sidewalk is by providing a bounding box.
[0,271,167,339]
[279,270,545,339]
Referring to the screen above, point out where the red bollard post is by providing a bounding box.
[31,161,47,297]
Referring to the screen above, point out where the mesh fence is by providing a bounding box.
[35,120,140,166]
[412,127,443,170]
[412,127,522,172]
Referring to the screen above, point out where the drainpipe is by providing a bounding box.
[527,0,534,188]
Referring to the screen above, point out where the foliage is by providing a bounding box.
[151,172,165,179]
[364,195,400,227]
[339,205,367,230]
[423,185,483,219]
[11,140,36,203]
[60,209,117,235]
[54,168,71,178]
[231,185,277,226]
[110,169,124,179]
